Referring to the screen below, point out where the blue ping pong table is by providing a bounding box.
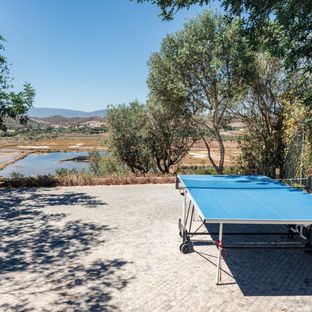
[176,174,312,285]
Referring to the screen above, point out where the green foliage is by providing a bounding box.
[232,55,312,178]
[136,0,210,20]
[88,151,102,176]
[137,1,312,177]
[106,98,198,174]
[9,172,26,180]
[106,100,152,174]
[55,168,79,176]
[233,54,286,177]
[5,172,58,187]
[0,36,35,130]
[88,152,128,177]
[137,0,312,73]
[97,156,128,176]
[146,99,198,173]
[282,94,312,179]
[147,11,252,173]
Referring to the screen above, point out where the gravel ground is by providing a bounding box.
[1,184,312,311]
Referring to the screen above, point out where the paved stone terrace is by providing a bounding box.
[1,184,312,311]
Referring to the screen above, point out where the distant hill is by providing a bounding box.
[29,107,107,118]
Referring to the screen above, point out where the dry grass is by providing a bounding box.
[92,175,176,186]
[182,140,241,167]
[0,173,176,188]
[0,133,107,150]
[27,133,107,150]
[0,134,241,169]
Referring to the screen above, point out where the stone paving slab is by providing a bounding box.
[1,184,312,311]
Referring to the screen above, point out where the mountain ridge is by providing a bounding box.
[29,107,107,118]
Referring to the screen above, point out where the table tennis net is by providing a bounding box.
[180,177,292,190]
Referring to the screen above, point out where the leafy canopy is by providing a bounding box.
[106,99,198,174]
[0,36,35,130]
[146,98,198,173]
[233,54,286,176]
[136,0,312,72]
[106,100,152,174]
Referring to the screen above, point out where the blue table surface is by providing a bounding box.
[178,175,312,222]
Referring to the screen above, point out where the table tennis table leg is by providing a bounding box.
[182,190,187,232]
[216,223,223,285]
[179,190,195,254]
[178,190,187,240]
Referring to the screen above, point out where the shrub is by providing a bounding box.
[146,99,198,173]
[88,153,128,177]
[106,100,198,175]
[106,101,152,174]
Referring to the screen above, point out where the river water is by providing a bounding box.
[0,151,91,177]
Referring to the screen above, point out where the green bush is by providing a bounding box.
[55,168,79,176]
[106,99,198,174]
[10,172,26,180]
[106,101,152,174]
[88,153,128,177]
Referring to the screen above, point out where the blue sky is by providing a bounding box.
[0,0,221,111]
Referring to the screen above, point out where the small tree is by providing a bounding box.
[146,98,198,173]
[107,99,198,174]
[0,36,35,130]
[106,100,152,174]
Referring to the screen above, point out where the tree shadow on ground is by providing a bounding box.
[195,223,312,296]
[0,188,131,311]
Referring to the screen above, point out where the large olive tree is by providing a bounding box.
[147,11,251,173]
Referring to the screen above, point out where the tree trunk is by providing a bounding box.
[201,135,223,174]
[156,158,165,174]
[214,128,225,174]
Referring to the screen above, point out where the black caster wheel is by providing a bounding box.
[305,243,312,254]
[180,242,190,254]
